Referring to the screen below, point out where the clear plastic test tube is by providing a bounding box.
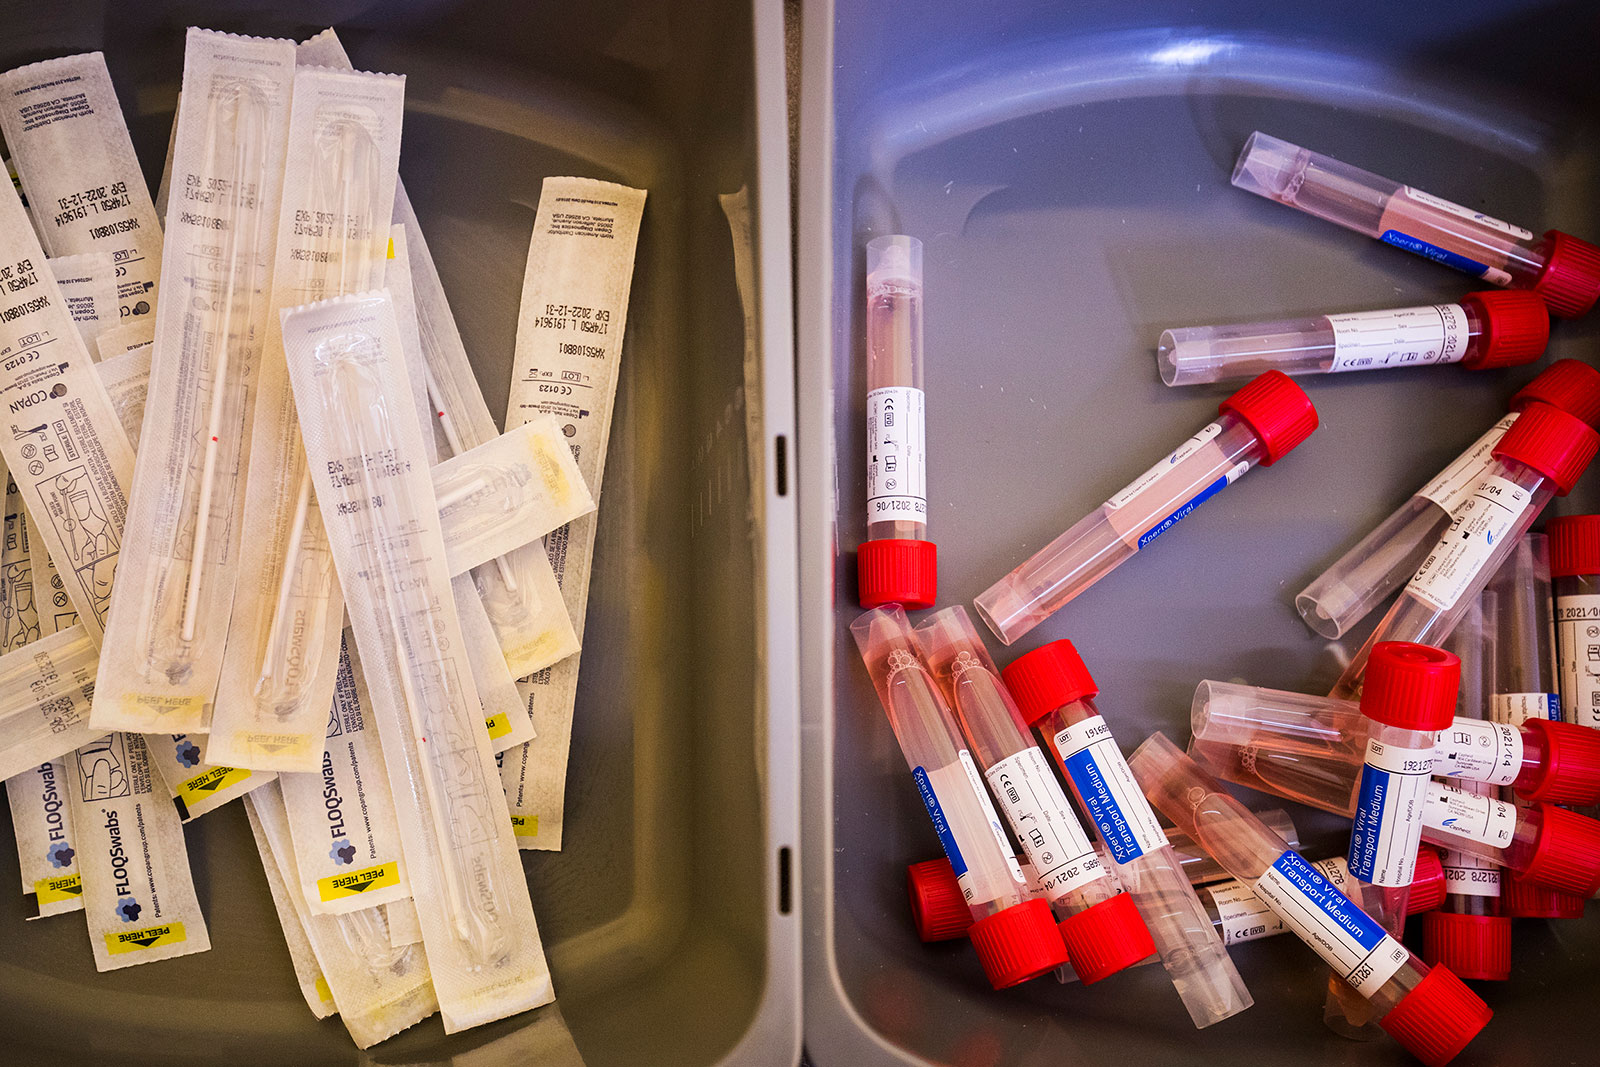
[1296,359,1600,639]
[1158,289,1547,387]
[858,236,936,609]
[914,607,1154,983]
[1329,403,1600,699]
[1550,514,1600,730]
[1424,594,1513,983]
[1131,732,1492,1066]
[975,371,1317,645]
[1232,131,1600,318]
[850,606,1067,988]
[1002,640,1253,1028]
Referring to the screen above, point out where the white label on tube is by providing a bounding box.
[1052,715,1169,864]
[1441,849,1502,898]
[866,386,927,526]
[1490,691,1561,727]
[1251,850,1410,997]
[959,749,1027,887]
[1555,593,1600,729]
[1408,475,1531,611]
[1416,415,1516,515]
[1209,880,1286,946]
[984,748,1105,899]
[1348,739,1432,886]
[1423,781,1517,847]
[1400,187,1535,242]
[1105,421,1221,511]
[1434,719,1523,786]
[1326,304,1468,373]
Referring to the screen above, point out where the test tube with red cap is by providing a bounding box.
[1158,289,1548,387]
[975,371,1317,645]
[1232,131,1600,318]
[1186,724,1600,898]
[1424,593,1514,984]
[1131,732,1493,1067]
[859,236,936,609]
[1297,359,1600,639]
[1329,402,1600,699]
[1001,640,1254,1028]
[1551,514,1600,730]
[850,606,1067,988]
[913,606,1155,984]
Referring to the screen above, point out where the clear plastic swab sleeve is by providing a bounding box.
[282,290,553,1032]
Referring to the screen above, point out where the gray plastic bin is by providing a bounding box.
[0,2,799,1065]
[800,2,1599,1064]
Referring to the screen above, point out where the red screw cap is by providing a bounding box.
[1492,401,1600,495]
[1500,874,1588,919]
[967,898,1070,989]
[1406,847,1448,916]
[1359,642,1460,732]
[1056,891,1154,984]
[1520,802,1600,896]
[1001,640,1099,727]
[1517,719,1600,805]
[858,538,937,610]
[1380,965,1493,1067]
[1532,229,1600,318]
[1510,358,1600,427]
[907,859,971,942]
[1217,370,1318,466]
[1459,290,1550,369]
[1421,913,1512,982]
[1548,514,1600,577]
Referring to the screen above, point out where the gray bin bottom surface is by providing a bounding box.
[801,3,1599,1065]
[0,3,799,1066]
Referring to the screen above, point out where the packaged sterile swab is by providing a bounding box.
[914,608,1154,984]
[95,318,156,364]
[1296,359,1600,639]
[147,732,275,821]
[93,29,297,734]
[1130,732,1492,1067]
[5,759,84,917]
[859,235,936,608]
[280,635,413,915]
[1,469,40,652]
[49,252,119,352]
[1423,594,1513,983]
[283,291,554,1031]
[243,794,338,1020]
[0,52,163,321]
[0,627,99,781]
[502,176,647,849]
[851,605,1069,988]
[975,371,1317,645]
[1330,403,1600,699]
[1187,726,1600,897]
[0,135,136,642]
[1552,514,1600,729]
[909,846,1448,945]
[1158,289,1547,386]
[208,64,403,770]
[245,782,439,1046]
[1232,131,1600,317]
[1001,640,1254,1027]
[67,732,211,970]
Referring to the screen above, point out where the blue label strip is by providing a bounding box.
[913,766,966,878]
[1137,475,1229,550]
[1546,693,1561,721]
[1271,850,1386,952]
[1347,764,1390,882]
[1062,749,1145,863]
[1379,230,1491,280]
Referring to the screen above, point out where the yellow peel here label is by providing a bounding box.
[485,712,512,740]
[317,860,401,901]
[106,921,187,954]
[35,873,82,905]
[176,765,252,806]
[314,976,335,1007]
[510,814,539,838]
